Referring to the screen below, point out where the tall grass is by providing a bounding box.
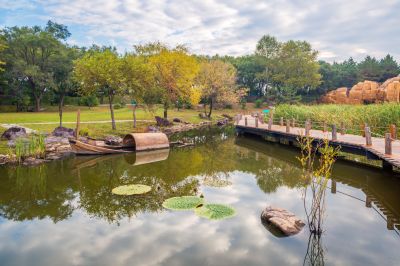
[14,134,46,161]
[274,103,400,136]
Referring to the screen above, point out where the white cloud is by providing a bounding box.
[2,0,400,62]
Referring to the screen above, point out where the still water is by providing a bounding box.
[0,128,399,266]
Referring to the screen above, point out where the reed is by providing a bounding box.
[14,134,45,161]
[274,103,400,136]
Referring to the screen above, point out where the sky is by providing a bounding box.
[0,0,399,62]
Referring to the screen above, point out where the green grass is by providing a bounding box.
[273,103,400,136]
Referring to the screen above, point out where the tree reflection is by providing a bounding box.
[303,233,325,266]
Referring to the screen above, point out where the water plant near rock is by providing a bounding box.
[162,196,204,210]
[112,184,152,195]
[195,203,236,220]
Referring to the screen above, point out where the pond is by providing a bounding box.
[0,127,399,265]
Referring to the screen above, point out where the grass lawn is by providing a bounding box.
[0,105,262,138]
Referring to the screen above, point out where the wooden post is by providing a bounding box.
[75,109,81,139]
[305,121,310,136]
[365,195,372,208]
[362,123,367,137]
[245,117,248,126]
[340,122,345,135]
[268,117,273,130]
[286,119,290,133]
[292,118,296,127]
[332,124,337,140]
[255,117,258,128]
[365,127,372,146]
[280,117,284,126]
[331,180,336,194]
[385,133,392,155]
[390,124,397,139]
[387,217,394,230]
[323,121,327,133]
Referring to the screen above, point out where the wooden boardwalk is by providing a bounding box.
[236,115,400,170]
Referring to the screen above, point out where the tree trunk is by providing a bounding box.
[59,94,65,127]
[108,94,116,130]
[34,96,41,112]
[207,98,213,118]
[163,102,168,119]
[132,105,137,128]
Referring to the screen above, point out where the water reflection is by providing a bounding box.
[0,130,399,265]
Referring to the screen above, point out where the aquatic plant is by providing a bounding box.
[162,196,204,210]
[195,203,236,220]
[14,134,45,161]
[111,184,151,195]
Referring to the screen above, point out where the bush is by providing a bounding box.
[254,99,264,108]
[79,96,99,107]
[224,104,233,109]
[113,103,123,109]
[240,99,247,110]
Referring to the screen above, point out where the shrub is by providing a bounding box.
[254,99,263,108]
[240,99,247,110]
[79,96,99,107]
[79,128,91,137]
[113,103,122,109]
[224,104,233,109]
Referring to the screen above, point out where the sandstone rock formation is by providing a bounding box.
[321,76,400,104]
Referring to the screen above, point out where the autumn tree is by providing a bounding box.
[74,49,124,130]
[196,60,241,118]
[148,44,199,118]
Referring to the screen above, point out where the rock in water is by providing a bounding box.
[52,126,75,138]
[104,135,123,146]
[1,126,27,140]
[261,206,305,236]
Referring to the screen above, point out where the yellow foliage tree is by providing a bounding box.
[149,46,199,118]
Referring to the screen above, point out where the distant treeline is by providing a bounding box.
[0,20,399,115]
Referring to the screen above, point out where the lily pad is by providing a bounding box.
[203,178,232,187]
[112,184,151,195]
[162,196,204,210]
[195,203,236,220]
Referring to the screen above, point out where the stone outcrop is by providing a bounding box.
[1,126,27,140]
[155,116,172,127]
[45,136,72,160]
[52,126,75,138]
[104,135,123,146]
[261,206,305,236]
[321,76,400,104]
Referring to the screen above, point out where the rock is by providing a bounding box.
[147,126,159,133]
[104,135,123,146]
[222,114,233,120]
[1,126,27,140]
[173,118,183,123]
[155,116,172,127]
[0,154,17,165]
[45,136,72,160]
[261,206,305,236]
[22,157,46,166]
[52,126,75,138]
[216,118,229,126]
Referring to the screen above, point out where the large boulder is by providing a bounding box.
[1,126,27,140]
[52,126,75,138]
[261,206,305,236]
[155,116,172,127]
[104,135,123,146]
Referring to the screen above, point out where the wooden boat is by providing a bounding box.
[69,139,134,155]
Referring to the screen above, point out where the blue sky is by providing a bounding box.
[1,0,399,62]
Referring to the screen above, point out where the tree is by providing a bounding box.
[272,40,321,95]
[0,37,6,72]
[1,21,69,111]
[233,55,266,97]
[379,54,399,82]
[122,54,155,127]
[74,49,124,130]
[148,45,199,118]
[196,60,240,118]
[53,46,82,126]
[357,56,381,81]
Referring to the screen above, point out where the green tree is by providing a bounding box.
[1,21,69,111]
[272,40,321,100]
[233,55,266,97]
[379,54,399,82]
[74,49,124,130]
[357,56,381,81]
